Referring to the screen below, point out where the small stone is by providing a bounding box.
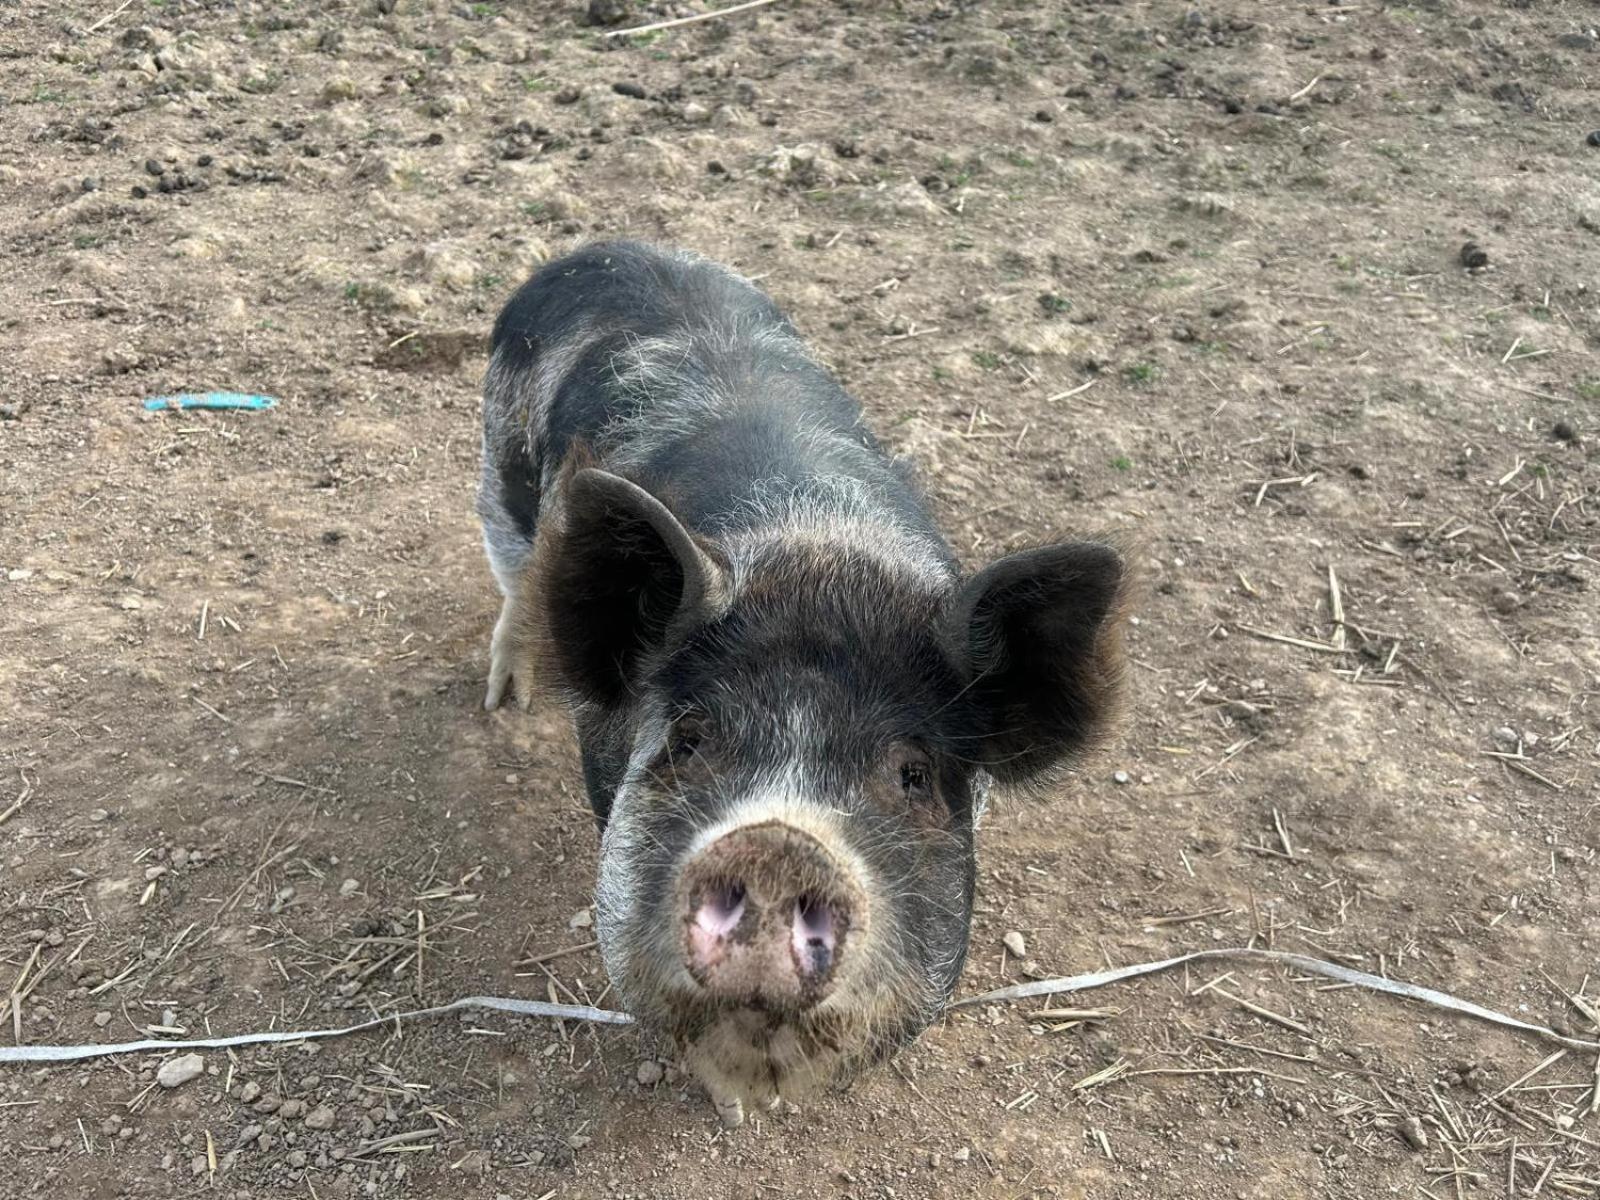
[636,1060,663,1086]
[1492,726,1519,747]
[1398,1115,1427,1151]
[94,1010,112,1027]
[1552,418,1578,442]
[277,1098,303,1120]
[339,879,360,897]
[1587,130,1600,148]
[569,908,593,930]
[1113,769,1132,785]
[7,568,33,582]
[144,158,166,177]
[303,1105,336,1131]
[240,1081,261,1104]
[157,1053,205,1089]
[1458,241,1489,269]
[89,807,109,822]
[953,1147,971,1163]
[1003,931,1027,958]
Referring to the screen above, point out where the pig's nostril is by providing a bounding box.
[694,883,746,939]
[792,896,838,978]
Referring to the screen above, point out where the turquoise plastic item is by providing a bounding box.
[144,393,278,412]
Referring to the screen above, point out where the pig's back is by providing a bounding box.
[490,242,947,556]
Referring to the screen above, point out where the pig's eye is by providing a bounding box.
[663,718,708,764]
[900,760,933,799]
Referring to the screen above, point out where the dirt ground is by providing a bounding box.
[2,0,1598,1196]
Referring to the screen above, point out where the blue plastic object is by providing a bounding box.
[144,393,278,412]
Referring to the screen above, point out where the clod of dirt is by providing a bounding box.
[156,1053,205,1088]
[1458,241,1489,269]
[636,1060,664,1086]
[1551,418,1578,441]
[239,1081,261,1104]
[1003,931,1027,958]
[612,81,648,100]
[585,0,631,25]
[303,1105,336,1131]
[321,78,359,104]
[1492,727,1520,747]
[1491,590,1522,614]
[1398,1115,1427,1150]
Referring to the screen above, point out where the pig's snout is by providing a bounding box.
[679,821,863,1009]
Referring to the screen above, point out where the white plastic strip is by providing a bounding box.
[2,947,1594,1066]
[0,996,631,1064]
[954,946,1600,1052]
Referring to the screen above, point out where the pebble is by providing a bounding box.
[339,879,361,897]
[240,1081,260,1104]
[569,908,593,930]
[157,1053,205,1088]
[1113,770,1131,785]
[1588,130,1600,148]
[636,1060,663,1086]
[94,1010,112,1027]
[1492,726,1519,747]
[303,1105,336,1131]
[953,1147,971,1163]
[1003,931,1027,958]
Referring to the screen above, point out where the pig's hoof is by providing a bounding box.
[484,646,534,711]
[715,1097,746,1129]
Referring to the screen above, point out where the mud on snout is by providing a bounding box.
[595,787,964,1128]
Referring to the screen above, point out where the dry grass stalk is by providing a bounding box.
[1209,986,1312,1036]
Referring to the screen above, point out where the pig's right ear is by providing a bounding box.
[542,468,724,708]
[945,541,1131,787]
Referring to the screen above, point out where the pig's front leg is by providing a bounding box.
[683,1017,781,1128]
[484,590,539,711]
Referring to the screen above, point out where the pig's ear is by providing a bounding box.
[945,541,1131,785]
[543,468,724,708]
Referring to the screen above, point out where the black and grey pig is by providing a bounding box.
[477,241,1130,1126]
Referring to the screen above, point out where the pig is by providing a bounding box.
[477,241,1130,1126]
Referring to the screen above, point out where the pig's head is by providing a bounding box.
[542,469,1130,1125]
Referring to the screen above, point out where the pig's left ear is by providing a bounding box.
[944,541,1131,785]
[543,468,725,708]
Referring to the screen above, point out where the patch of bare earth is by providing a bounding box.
[1,1,1597,1197]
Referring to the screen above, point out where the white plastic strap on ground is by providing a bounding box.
[0,997,632,1064]
[1,947,1594,1065]
[955,946,1600,1053]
